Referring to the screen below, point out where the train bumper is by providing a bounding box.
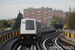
[20,40,33,47]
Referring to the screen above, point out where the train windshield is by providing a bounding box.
[26,20,34,30]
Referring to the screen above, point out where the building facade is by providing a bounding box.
[53,9,67,18]
[24,7,53,26]
[73,7,75,12]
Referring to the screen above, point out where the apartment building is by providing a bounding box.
[24,7,53,26]
[53,9,67,18]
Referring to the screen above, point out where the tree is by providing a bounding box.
[0,23,5,31]
[65,12,75,29]
[53,15,66,24]
[8,19,15,28]
[12,11,23,29]
[0,20,11,28]
[3,20,11,27]
[50,20,57,26]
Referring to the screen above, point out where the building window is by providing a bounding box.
[48,16,52,18]
[33,16,35,17]
[27,14,29,16]
[32,13,35,14]
[48,11,51,12]
[48,22,50,24]
[37,20,41,22]
[44,12,47,14]
[44,21,46,22]
[25,11,28,13]
[38,17,41,18]
[44,18,47,19]
[48,20,50,21]
[44,15,46,17]
[38,11,41,13]
[63,15,65,16]
[48,14,50,15]
[39,14,41,16]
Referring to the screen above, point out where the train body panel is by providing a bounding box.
[20,18,37,35]
[54,24,63,29]
[20,18,40,46]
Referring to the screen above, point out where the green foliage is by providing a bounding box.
[50,20,57,26]
[8,19,16,28]
[12,11,23,29]
[0,23,5,32]
[4,20,11,27]
[0,23,5,29]
[66,12,75,29]
[53,15,66,24]
[50,15,66,27]
[0,20,11,28]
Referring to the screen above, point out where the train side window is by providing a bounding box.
[26,20,34,30]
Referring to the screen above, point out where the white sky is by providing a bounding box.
[0,0,75,19]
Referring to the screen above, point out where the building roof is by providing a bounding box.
[53,9,63,12]
[24,7,52,10]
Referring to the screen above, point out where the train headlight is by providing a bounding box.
[33,37,35,39]
[22,37,24,39]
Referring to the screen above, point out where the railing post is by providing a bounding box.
[13,32,14,37]
[2,36,3,43]
[16,32,17,36]
[4,35,6,41]
[10,33,11,38]
[65,32,66,36]
[7,34,8,39]
[71,33,74,39]
[67,32,69,37]
[19,31,20,34]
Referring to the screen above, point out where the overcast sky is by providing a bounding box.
[0,0,75,19]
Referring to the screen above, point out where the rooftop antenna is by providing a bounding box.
[19,11,21,13]
[69,6,71,15]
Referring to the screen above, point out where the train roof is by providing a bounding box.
[22,18,41,23]
[22,18,36,20]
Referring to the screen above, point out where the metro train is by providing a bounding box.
[20,18,41,46]
[54,24,63,32]
[54,24,63,29]
[20,18,56,46]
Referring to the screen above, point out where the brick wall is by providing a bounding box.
[24,7,53,26]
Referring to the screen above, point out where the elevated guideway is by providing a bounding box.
[0,27,57,50]
[0,29,20,50]
[55,29,75,50]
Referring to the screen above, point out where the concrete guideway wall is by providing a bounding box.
[0,29,20,44]
[0,29,20,50]
[63,29,75,42]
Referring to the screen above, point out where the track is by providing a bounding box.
[38,29,61,50]
[16,29,58,50]
[17,45,37,50]
[20,46,30,50]
[57,38,75,50]
[17,45,22,50]
[3,38,20,50]
[43,34,59,50]
[53,37,75,50]
[54,38,63,50]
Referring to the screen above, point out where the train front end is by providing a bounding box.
[20,18,37,46]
